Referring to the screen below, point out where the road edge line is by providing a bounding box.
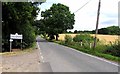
[37,42,45,63]
[56,43,119,67]
[69,47,119,66]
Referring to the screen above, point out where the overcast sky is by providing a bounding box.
[37,0,120,31]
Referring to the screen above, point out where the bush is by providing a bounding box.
[104,41,120,57]
[73,34,94,43]
[21,23,36,48]
[64,35,73,44]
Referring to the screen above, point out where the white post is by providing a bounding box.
[80,41,83,47]
[90,42,92,49]
[10,42,11,52]
[9,39,13,52]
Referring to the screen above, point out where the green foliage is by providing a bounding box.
[2,2,41,51]
[56,40,120,62]
[39,3,75,40]
[72,26,120,35]
[104,41,120,57]
[33,20,46,35]
[98,26,120,35]
[21,23,36,48]
[64,35,73,44]
[74,30,78,33]
[73,34,94,43]
[55,35,120,62]
[98,28,109,34]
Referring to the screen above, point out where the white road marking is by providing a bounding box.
[66,46,119,66]
[37,39,118,66]
[37,42,45,63]
[41,56,44,59]
[37,42,40,50]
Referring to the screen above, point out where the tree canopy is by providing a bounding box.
[73,26,120,35]
[2,2,41,51]
[37,3,75,40]
[97,26,120,35]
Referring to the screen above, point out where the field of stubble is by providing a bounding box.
[58,34,119,44]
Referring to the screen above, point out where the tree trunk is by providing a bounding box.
[49,34,55,40]
[55,34,59,41]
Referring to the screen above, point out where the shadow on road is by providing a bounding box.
[36,38,48,42]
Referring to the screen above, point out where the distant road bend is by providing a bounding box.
[36,36,118,72]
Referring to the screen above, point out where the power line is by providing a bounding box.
[74,0,92,13]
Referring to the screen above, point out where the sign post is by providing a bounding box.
[9,39,13,52]
[21,39,22,50]
[10,33,23,52]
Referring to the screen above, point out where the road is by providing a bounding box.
[36,36,119,72]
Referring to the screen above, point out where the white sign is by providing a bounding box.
[10,33,23,39]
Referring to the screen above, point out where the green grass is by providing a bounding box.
[54,40,120,63]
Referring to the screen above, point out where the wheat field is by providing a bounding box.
[58,34,119,44]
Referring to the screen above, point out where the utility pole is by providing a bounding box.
[93,0,101,49]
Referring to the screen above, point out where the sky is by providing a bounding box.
[37,0,120,31]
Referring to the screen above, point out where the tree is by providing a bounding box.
[97,26,120,35]
[107,26,120,35]
[40,3,75,40]
[2,2,41,51]
[68,31,72,33]
[74,30,78,33]
[98,28,109,34]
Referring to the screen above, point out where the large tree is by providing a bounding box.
[2,2,41,51]
[40,3,75,40]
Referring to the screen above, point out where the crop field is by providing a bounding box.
[58,34,119,44]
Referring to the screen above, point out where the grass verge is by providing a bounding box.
[54,40,120,63]
[0,42,37,56]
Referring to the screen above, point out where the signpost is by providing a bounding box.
[10,33,23,52]
[9,39,13,52]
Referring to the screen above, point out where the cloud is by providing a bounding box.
[102,13,117,18]
[37,0,120,31]
[101,20,117,25]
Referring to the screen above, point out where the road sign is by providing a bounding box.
[10,33,23,39]
[9,33,23,52]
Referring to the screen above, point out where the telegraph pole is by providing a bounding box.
[93,0,101,49]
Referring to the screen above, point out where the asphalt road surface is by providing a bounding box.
[36,36,119,72]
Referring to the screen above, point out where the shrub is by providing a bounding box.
[64,35,73,44]
[104,41,120,57]
[95,44,108,53]
[73,35,82,42]
[73,34,94,43]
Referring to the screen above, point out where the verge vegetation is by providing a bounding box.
[51,34,120,62]
[1,42,37,56]
[2,2,43,52]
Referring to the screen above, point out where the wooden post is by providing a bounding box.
[93,0,101,49]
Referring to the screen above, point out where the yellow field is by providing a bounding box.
[58,34,119,44]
